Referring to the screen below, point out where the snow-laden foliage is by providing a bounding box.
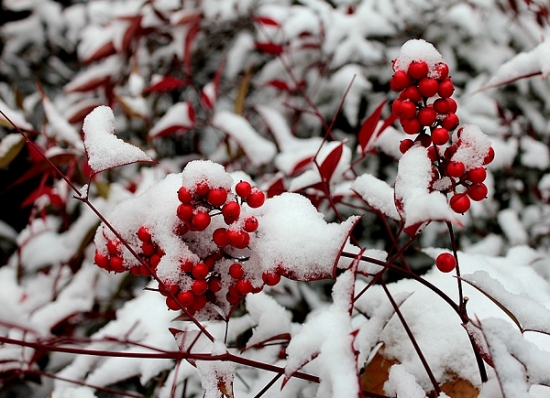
[2,0,550,397]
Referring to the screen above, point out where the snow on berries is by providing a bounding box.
[391,39,495,220]
[93,160,358,317]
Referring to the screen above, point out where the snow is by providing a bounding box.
[520,136,550,169]
[497,209,528,246]
[82,105,154,174]
[351,174,400,220]
[451,125,492,171]
[0,133,24,158]
[148,102,195,138]
[384,364,427,398]
[245,293,292,349]
[393,39,445,78]
[0,98,33,130]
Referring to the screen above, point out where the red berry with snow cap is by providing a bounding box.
[484,147,495,165]
[243,216,259,232]
[195,181,210,196]
[435,62,449,80]
[247,189,265,208]
[408,61,429,80]
[435,253,456,273]
[178,187,193,203]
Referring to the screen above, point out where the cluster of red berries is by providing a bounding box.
[390,59,495,215]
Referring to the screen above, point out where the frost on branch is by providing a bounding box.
[82,105,154,174]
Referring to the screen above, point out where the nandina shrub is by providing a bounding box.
[2,1,550,398]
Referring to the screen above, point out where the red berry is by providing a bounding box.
[177,204,194,221]
[418,78,439,98]
[435,253,456,273]
[229,263,245,279]
[400,86,422,103]
[107,240,121,255]
[391,99,403,117]
[207,188,228,207]
[178,187,193,203]
[438,78,455,98]
[159,281,179,297]
[450,193,470,213]
[94,250,109,268]
[243,216,259,232]
[408,61,429,80]
[141,241,156,256]
[467,167,487,184]
[213,228,229,247]
[262,271,281,286]
[191,211,211,231]
[417,107,437,126]
[109,256,124,272]
[427,146,437,162]
[175,222,188,236]
[467,183,488,201]
[247,189,265,208]
[179,258,194,273]
[435,62,449,80]
[177,290,195,307]
[150,254,161,269]
[441,113,459,131]
[399,100,417,119]
[137,226,152,242]
[235,181,252,198]
[191,279,208,296]
[166,297,180,311]
[447,161,465,178]
[415,133,432,148]
[208,277,222,292]
[195,181,210,196]
[235,279,253,296]
[433,98,451,114]
[401,117,421,135]
[192,294,207,310]
[447,98,458,113]
[226,290,241,304]
[192,262,209,279]
[227,230,250,249]
[431,127,449,146]
[204,256,216,270]
[483,147,495,165]
[399,139,414,154]
[390,70,412,91]
[222,201,241,224]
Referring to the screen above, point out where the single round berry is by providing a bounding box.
[399,100,417,119]
[192,294,207,310]
[208,277,222,293]
[399,139,414,154]
[417,107,437,126]
[433,98,451,114]
[150,254,161,269]
[390,70,412,91]
[229,263,245,279]
[262,271,281,286]
[247,189,265,208]
[191,211,211,231]
[467,167,487,184]
[177,204,194,221]
[438,78,455,98]
[415,133,432,148]
[213,228,229,247]
[195,181,210,196]
[94,250,109,268]
[207,188,228,207]
[235,279,253,296]
[179,258,194,273]
[222,201,241,224]
[178,187,193,204]
[447,161,465,178]
[400,86,422,103]
[401,117,421,135]
[243,216,259,232]
[446,98,458,113]
[431,127,449,146]
[107,240,121,255]
[441,113,459,131]
[109,256,124,272]
[408,61,429,80]
[467,183,488,201]
[450,193,471,213]
[137,226,152,242]
[235,181,252,199]
[418,77,439,98]
[435,62,449,80]
[191,279,208,296]
[191,262,209,280]
[166,297,180,311]
[435,253,456,273]
[141,241,156,256]
[483,147,495,165]
[177,290,195,307]
[391,99,403,117]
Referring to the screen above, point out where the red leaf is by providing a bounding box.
[21,185,52,208]
[358,100,387,155]
[253,16,280,27]
[120,16,142,53]
[7,153,76,190]
[82,42,116,64]
[290,156,314,176]
[64,77,110,93]
[318,143,343,184]
[254,41,284,56]
[264,79,291,91]
[143,76,187,93]
[184,20,201,76]
[266,177,286,198]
